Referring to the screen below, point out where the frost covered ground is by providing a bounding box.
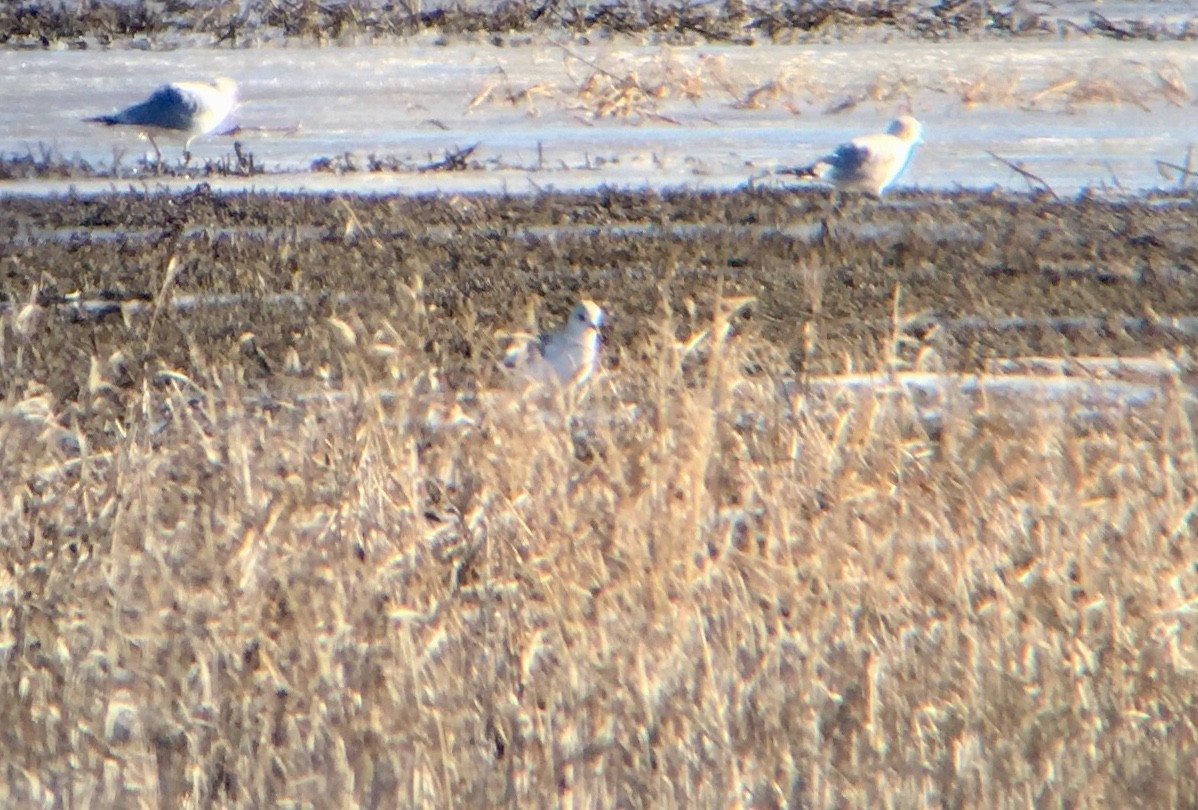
[2,36,1197,196]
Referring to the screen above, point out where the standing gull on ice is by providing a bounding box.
[504,300,605,389]
[782,116,923,196]
[85,77,239,160]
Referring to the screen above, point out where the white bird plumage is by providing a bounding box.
[504,300,605,389]
[86,77,240,158]
[788,116,923,196]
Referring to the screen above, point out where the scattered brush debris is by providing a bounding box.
[1156,146,1198,190]
[202,141,264,177]
[0,142,262,180]
[986,150,1059,200]
[0,144,97,180]
[465,50,1193,123]
[469,49,749,122]
[311,152,359,174]
[418,144,479,172]
[312,144,481,174]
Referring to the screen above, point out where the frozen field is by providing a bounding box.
[1,36,1197,196]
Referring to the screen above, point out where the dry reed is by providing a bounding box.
[1,292,1196,807]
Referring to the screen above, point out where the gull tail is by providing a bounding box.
[776,163,822,180]
[84,115,121,126]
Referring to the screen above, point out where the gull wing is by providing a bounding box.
[110,85,200,131]
[824,141,874,174]
[503,332,549,372]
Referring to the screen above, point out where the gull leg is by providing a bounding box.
[146,133,163,169]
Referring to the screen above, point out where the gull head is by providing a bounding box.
[566,300,604,339]
[886,115,923,144]
[210,77,242,118]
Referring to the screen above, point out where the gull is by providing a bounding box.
[503,300,605,389]
[781,115,923,196]
[85,77,239,160]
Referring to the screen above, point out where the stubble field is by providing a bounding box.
[1,186,1196,807]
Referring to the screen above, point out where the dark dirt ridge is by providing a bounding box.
[2,0,1195,48]
[2,184,1197,443]
[0,142,264,182]
[0,143,473,182]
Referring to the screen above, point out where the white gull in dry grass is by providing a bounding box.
[785,115,923,196]
[85,77,239,159]
[504,300,605,389]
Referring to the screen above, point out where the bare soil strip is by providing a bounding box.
[3,186,1197,425]
[3,0,1196,48]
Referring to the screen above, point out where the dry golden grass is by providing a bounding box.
[469,49,751,122]
[969,58,1192,113]
[467,47,1195,124]
[561,48,732,123]
[2,294,1197,808]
